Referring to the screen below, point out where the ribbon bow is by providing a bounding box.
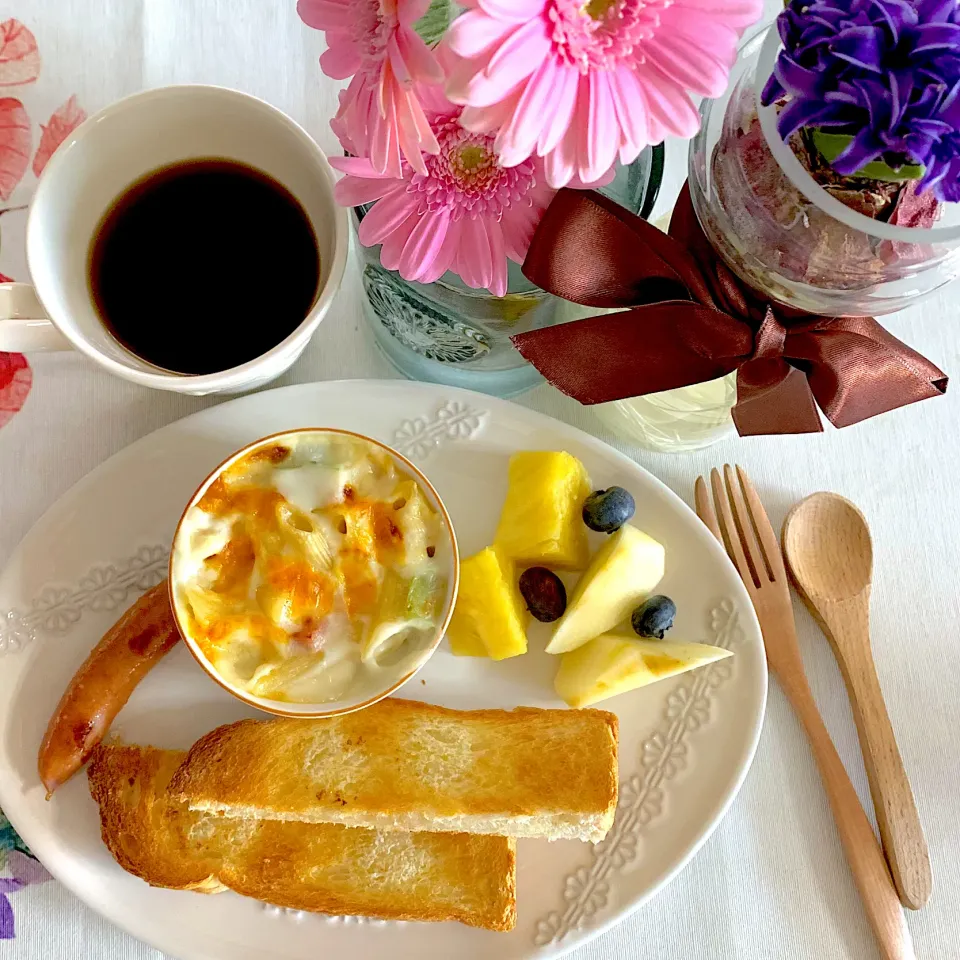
[512,184,947,435]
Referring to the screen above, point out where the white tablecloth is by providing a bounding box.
[2,2,958,958]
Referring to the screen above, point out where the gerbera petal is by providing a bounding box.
[396,108,428,175]
[536,66,579,156]
[329,155,383,178]
[455,217,494,290]
[320,44,363,81]
[659,5,741,61]
[608,66,649,159]
[446,8,517,59]
[474,217,496,291]
[445,47,492,104]
[461,89,523,135]
[358,185,418,246]
[335,71,372,151]
[502,202,541,262]
[410,83,443,143]
[495,59,558,167]
[486,219,508,297]
[633,63,700,138]
[417,216,463,284]
[455,61,533,108]
[544,109,579,189]
[394,86,439,173]
[399,208,451,281]
[569,165,616,189]
[370,65,403,177]
[451,231,480,289]
[447,21,548,107]
[478,0,546,23]
[297,0,354,31]
[335,175,396,206]
[310,0,450,176]
[571,77,596,185]
[394,26,444,85]
[672,0,763,28]
[483,16,550,79]
[642,29,732,99]
[386,34,413,86]
[379,211,420,271]
[583,72,619,183]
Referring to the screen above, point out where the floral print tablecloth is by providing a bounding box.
[0,14,85,940]
[0,18,85,434]
[0,814,49,940]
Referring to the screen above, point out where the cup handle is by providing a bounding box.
[0,283,73,352]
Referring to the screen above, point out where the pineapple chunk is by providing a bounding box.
[446,546,527,660]
[546,524,665,654]
[448,630,488,658]
[495,451,591,570]
[555,633,733,707]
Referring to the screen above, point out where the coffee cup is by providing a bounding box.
[0,85,348,395]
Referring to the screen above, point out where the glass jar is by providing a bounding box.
[548,287,738,453]
[689,27,960,317]
[357,146,664,398]
[593,375,737,453]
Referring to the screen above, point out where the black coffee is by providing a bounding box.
[89,159,320,375]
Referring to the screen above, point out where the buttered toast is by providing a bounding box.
[87,743,517,930]
[168,698,619,841]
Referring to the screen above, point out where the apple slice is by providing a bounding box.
[545,524,665,654]
[555,633,733,708]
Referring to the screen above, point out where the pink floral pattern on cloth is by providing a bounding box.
[0,14,84,942]
[0,348,31,428]
[0,812,52,940]
[0,17,87,432]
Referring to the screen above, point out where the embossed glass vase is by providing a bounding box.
[356,147,664,398]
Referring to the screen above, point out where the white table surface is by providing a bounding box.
[2,2,958,958]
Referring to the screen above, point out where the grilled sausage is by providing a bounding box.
[38,580,180,797]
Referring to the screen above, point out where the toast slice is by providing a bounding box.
[169,698,619,842]
[88,743,228,893]
[87,743,517,930]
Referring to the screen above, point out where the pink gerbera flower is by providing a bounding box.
[331,91,555,296]
[444,0,764,187]
[298,0,444,176]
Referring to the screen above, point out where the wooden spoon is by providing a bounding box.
[782,493,932,910]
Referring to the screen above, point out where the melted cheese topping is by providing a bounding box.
[172,433,448,703]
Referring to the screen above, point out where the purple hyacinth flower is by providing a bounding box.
[762,0,960,201]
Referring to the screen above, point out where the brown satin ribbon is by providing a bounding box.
[512,183,948,436]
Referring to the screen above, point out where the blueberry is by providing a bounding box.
[631,595,677,639]
[519,567,567,623]
[582,486,636,534]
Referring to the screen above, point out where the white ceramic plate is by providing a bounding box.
[0,380,766,960]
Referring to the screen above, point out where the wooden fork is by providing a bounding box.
[695,465,914,960]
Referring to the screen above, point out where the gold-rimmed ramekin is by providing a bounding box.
[168,427,459,719]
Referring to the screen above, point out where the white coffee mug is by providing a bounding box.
[0,85,348,395]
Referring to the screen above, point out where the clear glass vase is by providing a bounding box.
[357,146,664,398]
[689,26,960,317]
